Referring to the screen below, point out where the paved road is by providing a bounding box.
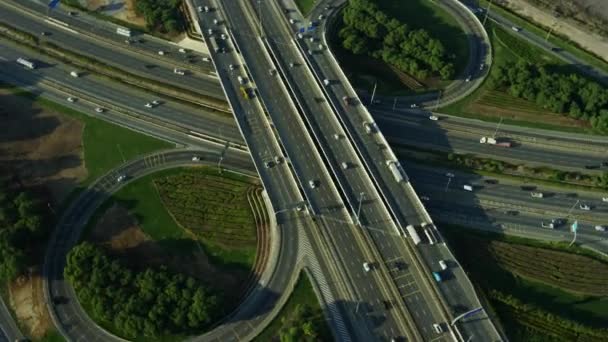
[1,0,223,100]
[44,148,302,342]
[3,1,607,175]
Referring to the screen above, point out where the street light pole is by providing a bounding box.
[483,0,493,26]
[445,175,453,192]
[370,82,377,105]
[545,21,558,42]
[356,192,365,226]
[492,117,503,139]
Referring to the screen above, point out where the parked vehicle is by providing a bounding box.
[432,271,442,282]
[531,192,544,198]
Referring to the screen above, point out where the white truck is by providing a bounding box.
[480,136,512,147]
[16,58,36,69]
[116,27,132,37]
[386,160,406,183]
[405,224,421,245]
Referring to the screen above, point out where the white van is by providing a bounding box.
[463,184,473,191]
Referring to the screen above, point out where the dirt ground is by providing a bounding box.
[8,273,53,339]
[501,0,608,63]
[88,205,247,296]
[0,89,87,204]
[1,88,86,339]
[81,0,146,27]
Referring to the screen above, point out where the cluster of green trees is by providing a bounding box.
[490,61,608,133]
[64,242,221,338]
[338,0,454,80]
[278,304,325,342]
[0,184,46,282]
[135,0,183,33]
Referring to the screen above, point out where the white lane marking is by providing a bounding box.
[44,19,80,34]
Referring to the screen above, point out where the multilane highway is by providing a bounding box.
[3,0,607,174]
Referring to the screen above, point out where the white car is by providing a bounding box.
[410,103,418,108]
[274,156,283,164]
[433,323,443,334]
[158,50,165,55]
[420,195,430,202]
[151,100,161,105]
[512,26,521,32]
[229,64,235,71]
[363,262,371,272]
[191,156,200,162]
[289,18,295,24]
[595,225,606,232]
[67,97,76,103]
[174,68,186,75]
[220,33,227,40]
[116,174,126,182]
[308,180,317,189]
[603,197,608,202]
[145,102,153,108]
[465,75,471,82]
[213,19,219,25]
[463,184,473,191]
[178,48,187,53]
[94,107,104,113]
[429,115,439,121]
[341,162,349,170]
[333,133,341,140]
[439,260,448,270]
[531,192,544,198]
[580,203,591,211]
[204,6,210,12]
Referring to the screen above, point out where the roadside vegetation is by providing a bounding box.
[76,167,264,340]
[254,272,332,341]
[65,242,220,338]
[295,0,317,16]
[443,228,608,340]
[134,0,184,34]
[0,185,48,283]
[489,61,608,133]
[330,0,468,94]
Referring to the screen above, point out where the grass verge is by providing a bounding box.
[254,272,332,341]
[294,0,317,16]
[442,225,608,339]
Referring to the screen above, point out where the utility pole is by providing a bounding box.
[492,117,503,139]
[545,20,558,42]
[445,174,454,192]
[433,90,442,109]
[483,0,493,26]
[370,82,377,105]
[356,192,365,226]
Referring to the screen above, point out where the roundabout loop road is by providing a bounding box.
[312,0,491,108]
[42,147,300,342]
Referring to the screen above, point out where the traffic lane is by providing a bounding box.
[262,4,445,338]
[321,217,407,340]
[374,108,608,154]
[11,0,213,70]
[0,44,243,144]
[218,0,343,214]
[0,3,223,98]
[261,20,395,232]
[403,165,608,219]
[378,117,607,170]
[485,12,608,83]
[217,3,412,338]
